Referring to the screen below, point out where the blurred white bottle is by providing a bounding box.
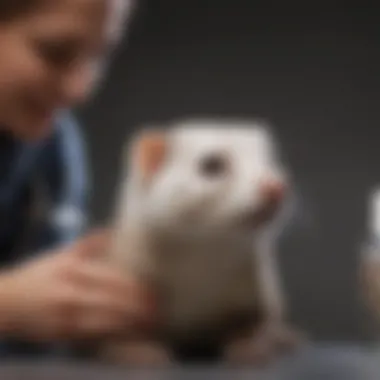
[363,188,380,261]
[360,187,380,331]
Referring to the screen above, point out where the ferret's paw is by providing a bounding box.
[254,321,306,353]
[223,322,306,367]
[223,336,276,367]
[100,341,174,368]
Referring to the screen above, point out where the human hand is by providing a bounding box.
[0,229,155,342]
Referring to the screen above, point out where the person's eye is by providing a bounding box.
[35,40,79,68]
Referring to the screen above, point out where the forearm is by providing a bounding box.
[0,270,21,337]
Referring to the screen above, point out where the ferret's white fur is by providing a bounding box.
[110,118,292,339]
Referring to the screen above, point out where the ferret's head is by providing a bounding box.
[122,119,292,238]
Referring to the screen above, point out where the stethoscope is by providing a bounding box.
[50,110,87,243]
[0,111,87,245]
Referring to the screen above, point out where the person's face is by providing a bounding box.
[0,0,130,140]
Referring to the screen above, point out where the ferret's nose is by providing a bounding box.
[260,178,286,204]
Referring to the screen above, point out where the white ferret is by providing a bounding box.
[101,118,304,366]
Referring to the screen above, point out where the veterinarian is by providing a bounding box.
[0,0,153,359]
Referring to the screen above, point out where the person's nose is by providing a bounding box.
[60,62,98,105]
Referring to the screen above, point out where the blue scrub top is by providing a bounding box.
[0,110,90,358]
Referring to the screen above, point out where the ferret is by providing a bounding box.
[99,118,304,366]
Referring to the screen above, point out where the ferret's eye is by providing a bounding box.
[199,154,228,178]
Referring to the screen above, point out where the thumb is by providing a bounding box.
[72,228,113,259]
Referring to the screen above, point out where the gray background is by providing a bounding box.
[78,1,380,343]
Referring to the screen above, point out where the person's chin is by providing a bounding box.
[16,113,55,142]
[30,119,54,140]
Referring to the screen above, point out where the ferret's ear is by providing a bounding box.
[128,128,168,184]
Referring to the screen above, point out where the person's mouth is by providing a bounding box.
[29,99,57,123]
[35,102,54,117]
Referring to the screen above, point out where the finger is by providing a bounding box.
[54,286,157,342]
[60,261,158,325]
[73,291,149,335]
[55,291,138,341]
[57,309,130,341]
[60,279,151,319]
[73,228,113,259]
[71,311,138,340]
[66,261,135,294]
[85,290,141,316]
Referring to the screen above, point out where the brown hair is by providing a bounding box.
[0,0,41,22]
